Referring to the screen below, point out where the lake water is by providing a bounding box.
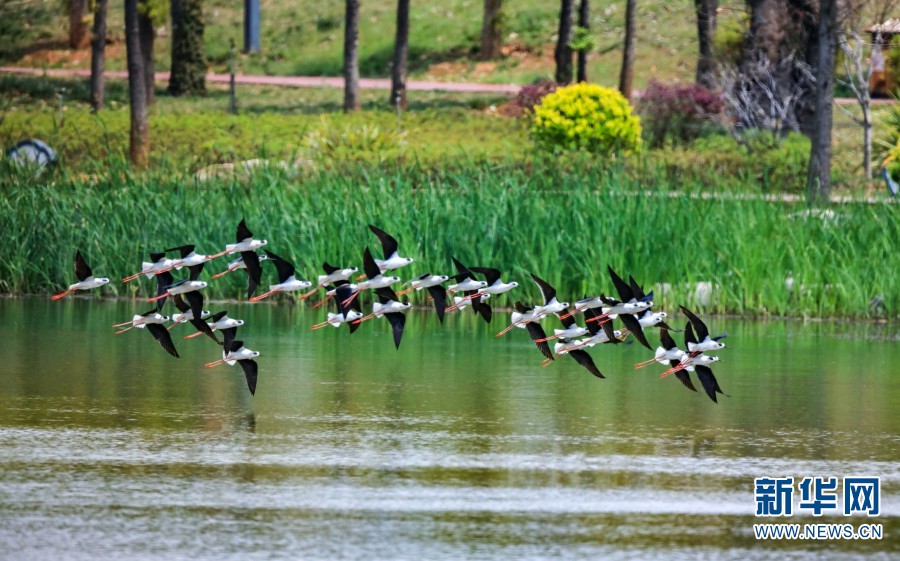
[1,298,898,560]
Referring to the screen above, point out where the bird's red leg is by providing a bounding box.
[312,294,334,309]
[249,290,277,303]
[210,269,233,280]
[146,292,170,302]
[50,290,72,301]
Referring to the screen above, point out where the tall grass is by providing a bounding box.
[1,160,897,318]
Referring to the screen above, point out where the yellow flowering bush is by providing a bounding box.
[531,83,642,154]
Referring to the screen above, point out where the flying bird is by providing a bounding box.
[447,257,490,323]
[679,306,727,355]
[398,273,450,323]
[249,250,312,302]
[112,309,179,358]
[183,311,244,340]
[311,284,364,331]
[209,219,267,299]
[352,286,410,349]
[359,225,415,278]
[204,332,260,395]
[300,262,358,300]
[167,293,219,343]
[51,250,110,300]
[445,266,517,312]
[342,247,400,307]
[121,251,175,283]
[209,253,269,280]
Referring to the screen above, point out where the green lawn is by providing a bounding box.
[1,0,748,87]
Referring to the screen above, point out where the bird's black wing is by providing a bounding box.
[474,298,492,323]
[426,285,447,324]
[567,349,604,379]
[146,323,180,358]
[241,251,262,299]
[600,318,622,344]
[684,322,698,347]
[335,285,357,316]
[628,275,645,300]
[525,322,554,361]
[712,332,728,342]
[189,317,220,344]
[694,365,719,403]
[410,272,431,282]
[374,286,399,303]
[679,306,710,341]
[164,244,195,258]
[154,271,174,311]
[451,256,475,280]
[220,327,237,351]
[210,310,228,323]
[188,262,205,281]
[583,307,602,336]
[470,266,501,287]
[239,359,258,395]
[385,312,406,349]
[559,308,575,329]
[229,339,244,353]
[149,251,166,263]
[369,224,399,259]
[660,328,678,351]
[263,250,295,284]
[184,291,204,321]
[674,371,698,393]
[74,250,92,281]
[619,313,651,350]
[607,265,635,302]
[236,219,253,243]
[322,261,340,275]
[362,247,381,279]
[172,293,190,313]
[530,273,556,305]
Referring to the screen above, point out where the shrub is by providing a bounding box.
[530,83,642,154]
[513,79,558,113]
[638,80,724,147]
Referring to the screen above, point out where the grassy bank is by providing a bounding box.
[2,162,897,319]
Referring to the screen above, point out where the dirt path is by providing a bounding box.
[4,66,896,105]
[0,66,521,94]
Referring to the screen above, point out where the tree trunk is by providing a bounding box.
[138,4,155,105]
[125,0,149,168]
[619,0,636,100]
[576,0,589,82]
[169,0,207,96]
[69,0,90,49]
[343,0,360,112]
[694,0,717,88]
[90,0,108,112]
[479,0,503,60]
[555,0,575,84]
[390,0,409,109]
[806,0,836,206]
[863,108,872,179]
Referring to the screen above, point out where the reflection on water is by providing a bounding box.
[0,298,897,560]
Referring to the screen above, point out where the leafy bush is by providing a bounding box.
[638,80,724,147]
[513,79,558,113]
[531,83,642,154]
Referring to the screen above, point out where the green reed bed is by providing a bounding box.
[1,161,897,318]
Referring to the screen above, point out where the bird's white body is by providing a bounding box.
[688,337,726,353]
[141,259,175,279]
[554,338,587,356]
[224,254,268,272]
[452,293,490,311]
[449,279,487,293]
[375,252,414,273]
[359,275,400,291]
[172,251,209,270]
[318,268,357,286]
[572,296,604,313]
[653,346,685,364]
[171,309,211,325]
[479,281,518,295]
[576,329,624,349]
[132,313,169,328]
[168,280,208,295]
[639,311,668,329]
[533,298,569,320]
[552,325,589,339]
[601,300,649,317]
[409,275,449,290]
[371,300,411,318]
[326,310,364,327]
[209,315,244,331]
[67,277,110,292]
[510,306,537,327]
[267,275,312,293]
[676,353,720,371]
[224,346,260,366]
[325,284,358,298]
[225,238,268,254]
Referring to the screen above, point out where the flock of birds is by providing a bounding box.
[53,221,729,402]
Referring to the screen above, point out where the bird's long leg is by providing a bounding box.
[556,309,579,321]
[312,294,334,309]
[208,249,231,260]
[341,290,361,307]
[210,269,234,280]
[310,320,335,330]
[166,321,184,332]
[184,331,206,340]
[355,273,367,281]
[445,293,481,312]
[585,313,611,324]
[541,358,555,367]
[495,320,523,338]
[352,313,377,325]
[660,364,685,379]
[249,289,278,303]
[299,286,320,300]
[50,290,73,300]
[146,292,171,302]
[204,358,227,368]
[115,326,135,334]
[634,357,661,369]
[112,319,135,328]
[396,287,414,296]
[121,271,146,283]
[534,334,561,344]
